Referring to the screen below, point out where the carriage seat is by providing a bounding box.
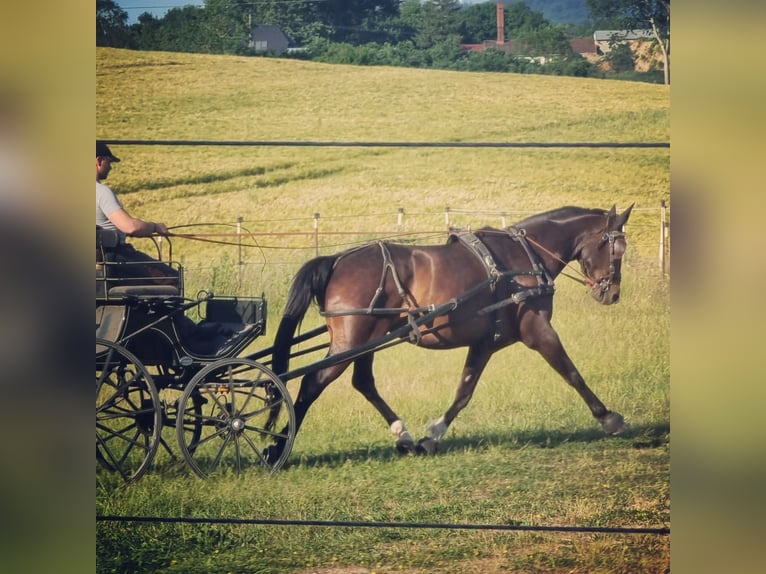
[181,296,267,358]
[97,227,181,298]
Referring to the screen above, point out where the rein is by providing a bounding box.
[168,232,259,248]
[167,224,264,248]
[522,235,597,287]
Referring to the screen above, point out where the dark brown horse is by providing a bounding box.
[269,205,633,461]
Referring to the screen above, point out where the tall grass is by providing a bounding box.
[97,48,669,573]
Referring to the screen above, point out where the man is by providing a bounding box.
[96,140,178,283]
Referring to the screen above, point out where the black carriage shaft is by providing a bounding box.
[277,300,455,382]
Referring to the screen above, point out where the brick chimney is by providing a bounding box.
[496,2,505,45]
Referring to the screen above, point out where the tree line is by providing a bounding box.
[97,0,668,83]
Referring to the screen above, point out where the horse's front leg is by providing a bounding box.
[417,344,493,455]
[522,315,628,435]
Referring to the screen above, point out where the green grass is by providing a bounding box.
[97,48,669,573]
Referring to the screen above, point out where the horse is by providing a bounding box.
[268,204,633,461]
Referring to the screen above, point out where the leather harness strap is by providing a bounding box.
[451,229,556,341]
[451,231,502,290]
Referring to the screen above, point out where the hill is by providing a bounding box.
[96,47,668,297]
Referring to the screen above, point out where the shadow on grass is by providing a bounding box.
[286,420,670,470]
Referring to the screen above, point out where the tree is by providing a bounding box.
[454,2,499,44]
[604,42,635,73]
[412,0,461,49]
[586,0,670,84]
[132,7,207,53]
[203,0,250,54]
[515,24,573,58]
[97,0,132,48]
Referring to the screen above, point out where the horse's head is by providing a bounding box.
[578,204,633,305]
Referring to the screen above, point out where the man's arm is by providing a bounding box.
[108,208,169,237]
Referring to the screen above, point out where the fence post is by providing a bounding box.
[659,200,667,275]
[445,206,451,227]
[313,212,320,257]
[501,211,507,228]
[397,207,404,230]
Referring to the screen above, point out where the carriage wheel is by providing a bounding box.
[154,383,204,465]
[176,358,295,478]
[96,338,161,484]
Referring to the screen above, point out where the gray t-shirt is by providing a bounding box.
[96,180,126,244]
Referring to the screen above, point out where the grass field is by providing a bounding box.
[97,48,669,573]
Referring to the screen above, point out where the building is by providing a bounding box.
[593,30,653,55]
[250,25,290,55]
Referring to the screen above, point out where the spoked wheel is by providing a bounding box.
[176,358,295,478]
[151,367,204,465]
[96,338,161,484]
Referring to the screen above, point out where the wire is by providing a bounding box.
[96,514,670,535]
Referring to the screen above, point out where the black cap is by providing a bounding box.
[96,141,120,162]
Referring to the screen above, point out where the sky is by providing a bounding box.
[117,1,205,24]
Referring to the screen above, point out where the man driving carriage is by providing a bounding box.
[96,140,178,284]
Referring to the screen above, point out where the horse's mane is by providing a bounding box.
[513,206,607,229]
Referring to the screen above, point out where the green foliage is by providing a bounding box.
[99,0,659,82]
[515,23,573,56]
[585,0,670,84]
[605,42,637,73]
[97,0,132,48]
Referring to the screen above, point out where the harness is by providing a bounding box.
[319,232,557,345]
[451,229,556,341]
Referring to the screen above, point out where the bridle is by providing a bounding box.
[590,230,626,295]
[523,228,625,292]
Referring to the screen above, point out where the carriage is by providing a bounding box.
[96,228,296,483]
[97,205,634,484]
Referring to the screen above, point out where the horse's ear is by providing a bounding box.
[609,203,634,231]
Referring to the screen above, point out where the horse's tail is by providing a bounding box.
[272,255,339,377]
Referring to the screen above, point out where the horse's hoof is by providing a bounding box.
[601,411,629,435]
[416,437,438,455]
[262,445,281,464]
[395,437,417,456]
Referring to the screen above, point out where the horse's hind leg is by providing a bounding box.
[523,320,628,434]
[264,361,349,464]
[351,354,416,454]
